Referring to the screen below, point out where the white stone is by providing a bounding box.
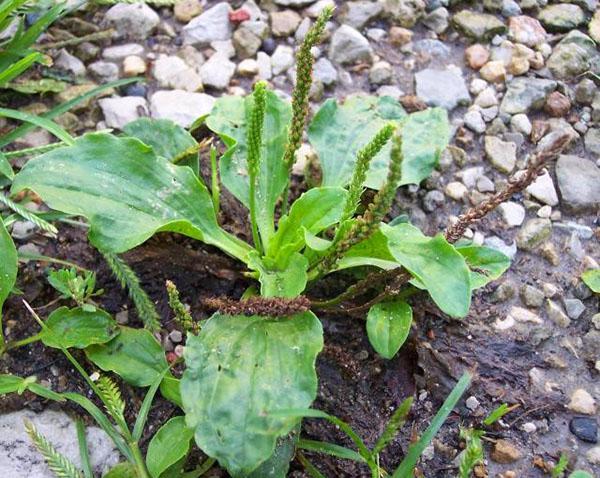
[153,54,203,91]
[587,447,600,465]
[526,170,558,206]
[494,315,516,330]
[123,55,146,76]
[183,2,232,46]
[329,24,373,64]
[200,53,235,90]
[511,113,532,135]
[98,96,148,130]
[521,422,537,433]
[464,110,486,133]
[256,51,272,80]
[0,409,119,478]
[537,205,552,218]
[445,181,468,200]
[474,87,498,107]
[54,48,86,76]
[105,3,159,40]
[466,396,480,411]
[499,201,526,227]
[508,306,543,324]
[271,45,295,75]
[470,78,488,95]
[238,59,259,76]
[150,90,215,127]
[568,389,597,415]
[102,43,145,60]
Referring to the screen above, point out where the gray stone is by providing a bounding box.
[508,15,547,47]
[199,53,235,90]
[508,306,542,324]
[538,4,586,32]
[511,113,532,135]
[556,155,600,211]
[340,1,383,29]
[464,110,487,133]
[500,77,557,114]
[274,0,318,6]
[87,61,119,82]
[271,45,295,75]
[415,67,470,110]
[547,31,597,80]
[383,0,426,27]
[499,201,525,227]
[564,298,585,319]
[150,90,215,127]
[183,2,232,46]
[369,61,393,85]
[452,10,507,40]
[98,96,149,130]
[11,220,36,240]
[520,284,545,307]
[314,57,337,86]
[270,10,302,37]
[584,128,600,155]
[54,49,85,76]
[423,7,449,34]
[516,218,552,250]
[423,190,445,212]
[575,78,597,105]
[105,3,159,39]
[102,43,144,60]
[0,409,119,478]
[153,55,203,92]
[256,51,272,80]
[485,135,517,173]
[232,27,262,59]
[329,25,373,64]
[485,236,517,259]
[526,171,559,206]
[502,0,521,17]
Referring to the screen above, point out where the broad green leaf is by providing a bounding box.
[268,187,347,261]
[103,463,137,478]
[12,133,252,263]
[338,228,398,271]
[308,95,405,189]
[456,244,510,290]
[582,269,600,293]
[206,91,292,246]
[366,300,412,359]
[41,306,119,349]
[381,223,471,318]
[181,312,323,477]
[569,472,593,478]
[0,374,24,395]
[248,427,299,478]
[0,152,14,180]
[147,416,194,478]
[0,218,17,318]
[122,118,196,163]
[249,252,308,298]
[160,373,183,408]
[370,108,450,187]
[86,327,168,387]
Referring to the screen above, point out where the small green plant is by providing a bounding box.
[48,267,103,308]
[0,5,573,477]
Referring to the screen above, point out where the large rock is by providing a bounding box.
[538,3,586,32]
[182,2,232,46]
[98,96,149,129]
[415,67,470,110]
[150,90,215,127]
[383,0,426,28]
[329,25,373,64]
[556,155,600,212]
[508,15,547,47]
[500,77,556,114]
[547,31,597,80]
[452,10,507,40]
[105,3,159,40]
[0,409,119,478]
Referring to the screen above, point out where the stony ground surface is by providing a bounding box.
[1,0,600,477]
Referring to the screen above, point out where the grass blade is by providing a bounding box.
[132,366,169,441]
[297,452,326,478]
[0,107,74,145]
[75,419,93,478]
[298,439,366,462]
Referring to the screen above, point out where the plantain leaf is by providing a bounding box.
[11,133,252,263]
[366,300,412,359]
[181,312,323,477]
[86,326,167,387]
[41,306,119,349]
[122,118,197,163]
[248,426,300,478]
[0,151,14,180]
[146,416,194,478]
[0,374,24,395]
[268,187,347,262]
[0,218,17,319]
[249,252,308,298]
[381,223,471,318]
[456,244,510,290]
[103,463,137,478]
[581,269,600,293]
[205,91,292,246]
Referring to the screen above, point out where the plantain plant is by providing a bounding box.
[4,5,573,476]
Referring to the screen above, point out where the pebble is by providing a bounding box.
[423,190,445,212]
[182,2,232,46]
[485,236,517,260]
[536,205,551,218]
[510,113,532,135]
[508,306,542,324]
[329,25,372,64]
[104,3,160,40]
[465,44,490,70]
[491,440,522,464]
[538,4,586,32]
[587,446,600,465]
[415,67,470,110]
[270,10,301,37]
[153,55,202,92]
[555,155,600,212]
[368,61,393,85]
[498,201,525,227]
[465,396,480,411]
[389,26,413,46]
[149,90,215,127]
[233,27,262,59]
[464,110,486,134]
[544,91,571,117]
[169,330,183,343]
[115,310,129,325]
[570,417,598,443]
[98,96,148,130]
[271,45,295,75]
[123,55,146,76]
[54,49,86,76]
[568,389,597,415]
[452,10,507,40]
[340,0,383,30]
[11,220,36,240]
[87,61,119,82]
[525,171,558,206]
[516,218,552,251]
[445,181,468,201]
[174,0,203,23]
[500,77,557,114]
[480,60,506,83]
[102,43,144,60]
[545,299,570,328]
[200,52,235,89]
[485,135,516,173]
[508,15,546,47]
[238,58,259,76]
[474,87,498,107]
[314,57,337,86]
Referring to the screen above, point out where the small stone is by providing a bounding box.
[545,299,570,327]
[11,221,36,240]
[539,4,586,32]
[556,155,600,212]
[232,27,262,59]
[477,175,495,192]
[237,58,259,76]
[150,90,215,127]
[500,77,557,114]
[383,0,426,28]
[508,15,547,47]
[564,299,585,320]
[174,0,203,23]
[389,26,413,46]
[256,51,272,80]
[105,3,160,40]
[182,2,232,46]
[526,171,558,206]
[98,96,148,130]
[314,57,337,86]
[465,44,490,70]
[491,440,522,464]
[271,45,295,75]
[590,9,600,43]
[511,113,532,135]
[423,7,449,34]
[466,396,480,411]
[464,110,486,133]
[340,0,383,29]
[415,67,470,110]
[102,43,144,60]
[445,181,468,201]
[54,49,86,76]
[369,61,393,85]
[587,446,600,465]
[507,56,529,76]
[270,10,301,37]
[520,284,545,307]
[329,25,373,64]
[123,55,146,76]
[475,87,498,107]
[200,53,235,90]
[499,201,525,227]
[493,282,517,303]
[547,31,596,80]
[480,60,506,83]
[169,330,183,343]
[508,306,542,324]
[569,389,597,415]
[452,10,507,40]
[423,190,445,212]
[544,91,571,117]
[495,315,516,330]
[516,218,552,251]
[522,422,537,433]
[485,236,517,259]
[115,310,129,325]
[576,80,597,106]
[87,61,119,83]
[153,55,203,92]
[485,136,517,173]
[570,417,598,443]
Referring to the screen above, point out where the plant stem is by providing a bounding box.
[3,332,42,352]
[3,141,64,157]
[130,441,151,478]
[39,29,114,50]
[76,419,93,478]
[18,252,89,271]
[209,145,220,216]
